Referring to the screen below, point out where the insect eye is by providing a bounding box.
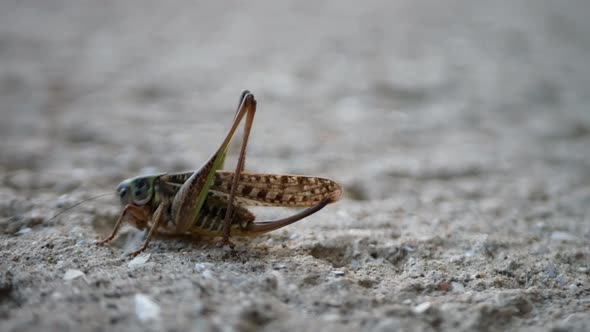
[132,178,151,203]
[119,187,127,199]
[134,186,145,198]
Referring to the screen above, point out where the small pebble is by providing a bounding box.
[56,194,76,209]
[403,245,416,252]
[16,228,32,235]
[568,283,578,291]
[63,269,85,281]
[451,282,465,293]
[437,282,452,292]
[321,313,341,322]
[413,302,431,314]
[550,231,577,242]
[556,274,569,287]
[464,249,477,257]
[134,293,160,322]
[194,263,214,273]
[262,271,281,291]
[201,270,215,280]
[545,262,558,278]
[332,270,345,277]
[128,253,151,269]
[533,222,546,231]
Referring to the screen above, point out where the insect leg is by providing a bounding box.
[172,91,254,233]
[222,93,257,244]
[97,204,147,244]
[242,198,332,235]
[128,202,169,257]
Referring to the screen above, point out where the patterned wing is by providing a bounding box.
[209,171,343,207]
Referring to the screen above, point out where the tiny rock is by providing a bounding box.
[16,228,32,235]
[464,249,477,257]
[201,269,215,280]
[63,269,85,281]
[413,302,431,314]
[128,253,151,269]
[545,262,558,278]
[134,293,160,322]
[333,270,345,277]
[451,282,465,293]
[550,231,577,242]
[194,262,214,273]
[437,282,452,292]
[556,274,569,287]
[402,245,416,252]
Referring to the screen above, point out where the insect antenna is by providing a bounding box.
[46,192,115,222]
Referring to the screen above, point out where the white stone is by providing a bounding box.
[194,263,214,272]
[128,253,151,269]
[451,282,465,293]
[550,231,577,242]
[63,269,85,281]
[16,228,32,235]
[332,270,345,277]
[413,302,431,314]
[134,293,160,322]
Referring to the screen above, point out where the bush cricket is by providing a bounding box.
[98,91,342,256]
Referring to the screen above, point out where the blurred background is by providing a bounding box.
[1,1,589,331]
[2,1,588,191]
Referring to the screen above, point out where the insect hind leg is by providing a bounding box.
[241,198,332,236]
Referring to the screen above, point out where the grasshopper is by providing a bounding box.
[98,91,342,256]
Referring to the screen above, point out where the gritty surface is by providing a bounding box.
[1,1,590,331]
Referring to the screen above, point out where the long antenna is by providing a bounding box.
[46,192,115,222]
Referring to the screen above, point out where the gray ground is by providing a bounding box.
[1,1,589,331]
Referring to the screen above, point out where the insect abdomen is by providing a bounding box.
[189,193,255,237]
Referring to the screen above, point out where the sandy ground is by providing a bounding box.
[1,1,589,331]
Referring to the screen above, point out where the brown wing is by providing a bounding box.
[209,171,343,207]
[161,171,343,207]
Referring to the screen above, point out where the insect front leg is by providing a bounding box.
[128,202,169,257]
[97,204,148,245]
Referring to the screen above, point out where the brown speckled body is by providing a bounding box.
[150,171,342,237]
